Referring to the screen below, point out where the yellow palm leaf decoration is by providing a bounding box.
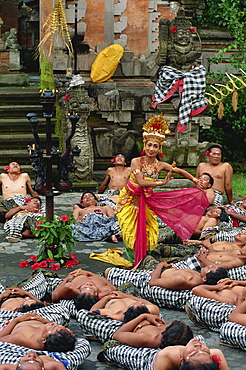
[37,0,73,59]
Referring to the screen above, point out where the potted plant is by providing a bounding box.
[33,213,77,265]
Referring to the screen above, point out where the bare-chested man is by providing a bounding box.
[98,153,130,198]
[52,268,116,303]
[112,313,193,349]
[72,191,120,243]
[196,144,233,205]
[0,162,38,200]
[149,262,227,291]
[192,277,246,306]
[89,290,159,322]
[197,172,215,205]
[229,299,246,326]
[188,232,246,270]
[0,287,45,312]
[0,312,75,351]
[0,351,66,370]
[0,162,39,223]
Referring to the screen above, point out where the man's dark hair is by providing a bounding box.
[26,196,42,205]
[123,305,149,323]
[74,293,99,311]
[217,207,229,222]
[80,191,98,202]
[114,152,126,162]
[201,172,214,187]
[180,360,219,369]
[17,301,45,313]
[207,144,222,153]
[205,267,228,285]
[43,329,76,352]
[160,321,193,349]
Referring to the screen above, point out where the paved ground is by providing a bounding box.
[0,192,245,369]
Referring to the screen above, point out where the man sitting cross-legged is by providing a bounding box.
[0,313,76,352]
[51,268,116,306]
[88,290,160,322]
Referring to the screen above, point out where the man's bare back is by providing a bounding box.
[52,269,116,302]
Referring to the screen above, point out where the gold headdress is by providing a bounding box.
[142,113,170,146]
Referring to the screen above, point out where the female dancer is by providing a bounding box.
[115,114,209,264]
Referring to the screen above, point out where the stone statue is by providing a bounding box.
[156,8,201,71]
[4,28,21,50]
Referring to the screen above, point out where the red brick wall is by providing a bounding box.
[0,1,18,34]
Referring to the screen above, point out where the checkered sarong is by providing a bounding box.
[4,211,43,239]
[0,338,91,369]
[0,303,71,328]
[186,295,234,332]
[173,255,201,271]
[101,335,207,369]
[213,190,223,206]
[228,266,246,281]
[220,322,246,351]
[107,267,192,309]
[76,309,123,342]
[152,66,207,132]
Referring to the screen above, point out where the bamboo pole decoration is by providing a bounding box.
[36,0,73,59]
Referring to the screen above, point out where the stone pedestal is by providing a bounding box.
[9,50,20,71]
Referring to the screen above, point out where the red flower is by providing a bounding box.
[64,260,75,268]
[50,263,61,270]
[159,152,164,158]
[79,199,83,205]
[190,28,195,34]
[24,198,32,203]
[47,257,55,262]
[110,158,115,163]
[39,260,49,268]
[64,94,70,101]
[171,26,177,33]
[59,215,71,222]
[205,150,210,156]
[19,260,29,268]
[141,150,145,155]
[31,262,42,270]
[36,221,44,229]
[70,254,77,259]
[212,355,222,368]
[30,255,37,262]
[3,165,9,171]
[152,123,161,130]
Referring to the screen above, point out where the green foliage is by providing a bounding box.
[33,213,77,262]
[200,90,246,162]
[232,172,246,197]
[195,0,246,68]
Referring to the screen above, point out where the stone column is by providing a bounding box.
[104,0,114,46]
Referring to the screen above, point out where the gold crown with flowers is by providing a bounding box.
[142,113,170,146]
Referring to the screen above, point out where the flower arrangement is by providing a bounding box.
[32,213,77,265]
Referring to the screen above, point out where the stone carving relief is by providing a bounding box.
[114,0,127,47]
[148,1,161,52]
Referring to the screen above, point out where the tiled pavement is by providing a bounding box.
[0,192,244,369]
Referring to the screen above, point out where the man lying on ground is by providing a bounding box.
[88,290,159,322]
[99,336,228,370]
[51,268,116,305]
[4,197,44,242]
[0,312,76,352]
[76,308,193,348]
[192,277,246,306]
[0,287,45,312]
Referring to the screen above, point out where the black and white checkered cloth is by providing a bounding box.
[101,335,207,369]
[186,295,234,332]
[173,255,201,271]
[107,267,192,309]
[76,309,123,343]
[220,321,246,351]
[0,338,91,369]
[4,211,43,240]
[152,65,208,132]
[213,190,223,206]
[0,302,71,328]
